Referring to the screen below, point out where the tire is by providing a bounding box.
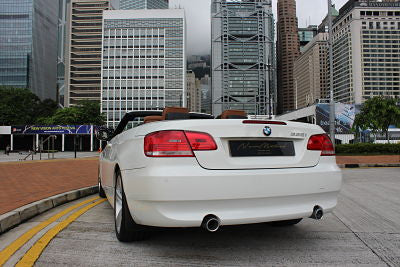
[114,170,148,242]
[268,218,303,227]
[98,176,106,198]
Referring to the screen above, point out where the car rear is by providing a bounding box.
[118,119,342,228]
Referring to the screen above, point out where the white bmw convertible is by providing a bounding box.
[97,107,342,242]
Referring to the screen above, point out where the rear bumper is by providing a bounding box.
[121,157,342,227]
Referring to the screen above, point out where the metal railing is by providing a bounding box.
[19,135,57,161]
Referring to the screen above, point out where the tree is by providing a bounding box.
[36,99,58,120]
[352,97,400,143]
[191,67,210,79]
[46,101,105,125]
[75,100,105,125]
[0,86,41,125]
[0,87,104,126]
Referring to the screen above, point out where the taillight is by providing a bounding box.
[185,131,217,151]
[144,131,193,157]
[307,134,335,156]
[144,130,217,157]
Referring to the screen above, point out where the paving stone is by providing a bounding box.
[0,158,98,215]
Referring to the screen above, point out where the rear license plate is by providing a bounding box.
[229,140,295,157]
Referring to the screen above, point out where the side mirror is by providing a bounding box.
[95,127,114,141]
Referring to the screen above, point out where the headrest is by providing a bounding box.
[220,110,248,119]
[162,107,190,120]
[144,116,163,124]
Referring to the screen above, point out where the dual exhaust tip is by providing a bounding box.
[202,206,323,232]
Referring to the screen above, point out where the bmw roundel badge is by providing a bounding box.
[263,126,272,136]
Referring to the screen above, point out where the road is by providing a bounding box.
[1,168,399,266]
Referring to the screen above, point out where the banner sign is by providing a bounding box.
[11,125,94,135]
[0,126,11,135]
[359,2,400,8]
[316,104,359,134]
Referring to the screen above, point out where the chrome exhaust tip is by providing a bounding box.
[202,215,221,232]
[310,206,324,220]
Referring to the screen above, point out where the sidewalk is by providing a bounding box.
[0,158,98,215]
[336,155,400,165]
[0,152,99,163]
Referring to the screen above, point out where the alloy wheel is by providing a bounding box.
[115,174,123,233]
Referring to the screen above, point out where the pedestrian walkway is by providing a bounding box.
[0,158,98,215]
[0,151,99,163]
[336,155,400,165]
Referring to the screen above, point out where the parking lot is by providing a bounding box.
[1,168,399,266]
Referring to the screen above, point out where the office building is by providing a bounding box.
[277,0,300,114]
[101,9,186,127]
[0,0,59,100]
[298,25,318,50]
[200,74,212,114]
[115,0,169,9]
[332,0,400,104]
[294,33,329,109]
[187,71,201,113]
[57,0,69,106]
[64,0,112,107]
[211,0,276,116]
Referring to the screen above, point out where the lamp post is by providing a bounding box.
[328,0,336,145]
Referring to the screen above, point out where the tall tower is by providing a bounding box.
[277,0,300,114]
[64,0,111,107]
[0,0,59,100]
[101,9,186,128]
[211,0,276,116]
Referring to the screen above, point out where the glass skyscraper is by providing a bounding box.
[211,0,276,116]
[102,9,186,128]
[0,0,59,100]
[117,0,169,10]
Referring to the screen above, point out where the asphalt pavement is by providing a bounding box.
[0,168,399,266]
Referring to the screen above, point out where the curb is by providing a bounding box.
[338,163,400,168]
[0,186,98,234]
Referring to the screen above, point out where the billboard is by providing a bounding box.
[11,125,94,135]
[316,104,359,134]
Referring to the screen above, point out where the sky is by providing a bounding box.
[169,0,349,56]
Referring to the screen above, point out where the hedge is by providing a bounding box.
[336,143,400,155]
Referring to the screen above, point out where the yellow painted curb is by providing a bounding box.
[0,196,100,266]
[16,198,106,267]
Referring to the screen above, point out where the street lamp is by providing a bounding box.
[328,0,336,145]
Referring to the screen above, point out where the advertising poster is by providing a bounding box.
[316,104,358,134]
[11,125,94,135]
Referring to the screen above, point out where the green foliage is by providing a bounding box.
[0,86,104,126]
[0,86,41,125]
[191,67,210,79]
[46,101,105,125]
[352,97,400,143]
[36,99,58,119]
[336,143,400,155]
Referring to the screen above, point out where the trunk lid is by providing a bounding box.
[189,120,323,170]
